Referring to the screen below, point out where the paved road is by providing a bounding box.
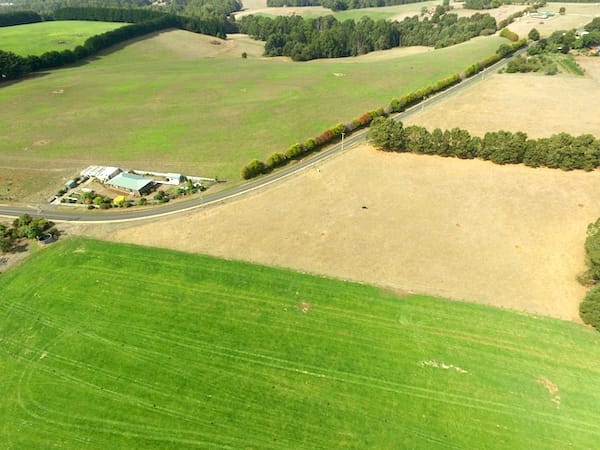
[0,50,522,224]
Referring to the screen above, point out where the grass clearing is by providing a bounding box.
[0,21,126,56]
[1,237,600,448]
[0,29,505,202]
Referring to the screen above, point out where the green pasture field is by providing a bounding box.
[1,237,599,448]
[0,31,506,201]
[0,21,125,56]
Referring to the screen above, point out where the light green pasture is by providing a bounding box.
[0,237,599,448]
[0,21,125,56]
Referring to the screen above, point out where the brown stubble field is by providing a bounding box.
[404,57,600,137]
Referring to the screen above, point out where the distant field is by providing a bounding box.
[254,10,396,20]
[0,30,506,202]
[1,237,600,448]
[235,1,439,20]
[0,21,125,56]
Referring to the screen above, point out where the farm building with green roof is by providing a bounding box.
[106,172,154,196]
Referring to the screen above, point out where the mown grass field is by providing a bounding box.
[0,27,505,202]
[0,21,125,56]
[1,237,600,448]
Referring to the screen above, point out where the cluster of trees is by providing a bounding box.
[497,10,525,29]
[527,21,600,56]
[505,54,557,75]
[367,117,600,171]
[499,27,518,41]
[240,41,524,179]
[464,0,509,10]
[0,10,41,26]
[239,12,497,60]
[580,218,600,330]
[0,7,235,81]
[166,0,242,18]
[0,214,52,253]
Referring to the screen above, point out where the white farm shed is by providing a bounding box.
[81,166,122,183]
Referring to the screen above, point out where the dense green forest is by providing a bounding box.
[266,0,427,9]
[0,10,41,26]
[239,12,496,60]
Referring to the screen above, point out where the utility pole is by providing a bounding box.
[341,132,345,152]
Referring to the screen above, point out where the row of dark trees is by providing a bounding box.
[580,218,600,330]
[0,10,41,26]
[368,117,600,171]
[266,0,427,9]
[240,40,525,179]
[0,7,235,81]
[238,12,497,60]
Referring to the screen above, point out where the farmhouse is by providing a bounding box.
[106,172,154,196]
[81,165,121,183]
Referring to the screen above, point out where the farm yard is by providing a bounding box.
[1,237,600,448]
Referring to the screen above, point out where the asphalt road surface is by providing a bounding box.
[0,49,522,224]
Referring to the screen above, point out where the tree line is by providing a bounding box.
[367,117,600,171]
[266,0,427,9]
[0,10,41,26]
[580,218,600,330]
[240,40,524,179]
[238,12,497,60]
[165,0,242,18]
[0,7,235,81]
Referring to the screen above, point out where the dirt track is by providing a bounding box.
[71,145,600,322]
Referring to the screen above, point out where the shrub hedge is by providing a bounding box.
[240,40,526,179]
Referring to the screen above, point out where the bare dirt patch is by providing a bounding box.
[0,244,31,274]
[74,144,600,322]
[537,376,561,407]
[298,301,312,313]
[404,57,600,137]
[419,360,468,373]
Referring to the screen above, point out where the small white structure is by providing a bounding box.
[81,165,122,183]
